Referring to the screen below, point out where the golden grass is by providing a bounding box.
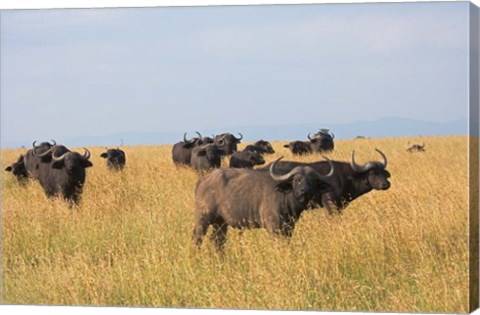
[1,136,470,312]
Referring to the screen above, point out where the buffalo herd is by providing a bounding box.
[5,129,399,251]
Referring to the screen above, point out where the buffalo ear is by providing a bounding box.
[100,153,108,158]
[51,160,64,169]
[81,160,93,168]
[5,166,12,172]
[275,182,292,193]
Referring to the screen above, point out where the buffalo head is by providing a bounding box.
[270,156,334,203]
[100,148,126,170]
[5,154,28,183]
[214,132,243,154]
[52,148,93,173]
[351,149,391,190]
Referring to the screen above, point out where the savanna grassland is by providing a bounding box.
[1,136,471,312]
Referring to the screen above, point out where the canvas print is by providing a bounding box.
[1,1,479,313]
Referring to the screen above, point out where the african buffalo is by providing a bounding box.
[244,140,275,154]
[214,133,243,154]
[193,156,334,250]
[36,147,93,205]
[308,129,334,152]
[4,154,28,184]
[262,149,391,214]
[190,143,226,172]
[283,141,312,155]
[172,133,202,165]
[407,142,425,152]
[229,150,265,169]
[100,148,126,170]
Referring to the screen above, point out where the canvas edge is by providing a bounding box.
[469,1,480,313]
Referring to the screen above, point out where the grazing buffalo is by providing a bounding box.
[308,129,334,152]
[407,142,425,152]
[190,143,226,172]
[193,156,334,250]
[36,147,93,205]
[229,150,265,169]
[172,133,202,165]
[244,140,275,154]
[283,141,312,155]
[4,154,28,184]
[214,133,243,154]
[262,149,391,214]
[100,148,126,170]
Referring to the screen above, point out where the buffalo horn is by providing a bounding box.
[310,157,334,181]
[183,132,195,145]
[269,157,300,182]
[307,133,313,141]
[351,149,388,172]
[376,148,387,167]
[81,147,91,160]
[234,133,243,141]
[52,149,69,162]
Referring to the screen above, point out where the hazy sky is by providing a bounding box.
[0,1,470,145]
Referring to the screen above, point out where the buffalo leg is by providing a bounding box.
[193,215,211,248]
[322,193,340,215]
[210,222,228,251]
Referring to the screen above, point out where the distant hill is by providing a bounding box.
[2,117,468,149]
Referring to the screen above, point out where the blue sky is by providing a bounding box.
[0,1,470,146]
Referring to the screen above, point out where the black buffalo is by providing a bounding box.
[308,129,334,152]
[229,150,265,169]
[100,148,126,170]
[172,133,202,166]
[190,143,226,172]
[263,149,391,214]
[36,147,93,205]
[213,133,243,154]
[193,156,334,250]
[4,154,28,184]
[283,141,312,155]
[244,140,275,155]
[407,142,425,152]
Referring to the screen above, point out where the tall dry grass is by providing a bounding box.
[1,136,470,312]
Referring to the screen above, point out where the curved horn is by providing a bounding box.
[234,133,243,141]
[183,132,194,144]
[52,149,69,162]
[269,157,301,182]
[50,139,56,146]
[32,146,55,158]
[351,149,388,172]
[351,150,369,173]
[330,133,335,139]
[195,131,203,139]
[309,156,334,181]
[307,133,313,141]
[375,148,387,168]
[32,140,37,148]
[81,147,91,160]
